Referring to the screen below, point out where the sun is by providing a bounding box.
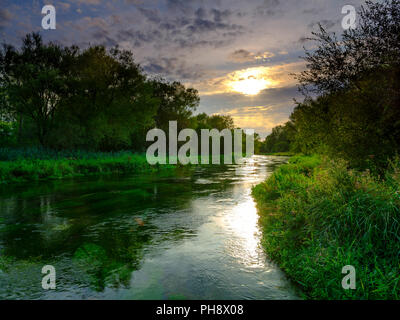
[228,68,273,95]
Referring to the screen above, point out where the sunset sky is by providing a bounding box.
[0,0,367,137]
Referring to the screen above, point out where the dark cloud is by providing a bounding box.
[175,38,232,49]
[255,0,282,17]
[229,49,254,63]
[145,7,245,49]
[195,7,207,20]
[185,18,243,34]
[211,8,232,23]
[166,0,194,14]
[137,7,161,23]
[92,29,118,47]
[117,29,163,46]
[144,57,204,80]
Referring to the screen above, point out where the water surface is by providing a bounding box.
[0,155,298,299]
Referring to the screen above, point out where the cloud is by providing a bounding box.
[229,49,254,62]
[117,29,162,46]
[1,0,369,134]
[221,104,291,137]
[58,2,71,11]
[137,7,161,23]
[199,85,302,137]
[308,19,336,30]
[70,0,102,5]
[229,49,275,63]
[0,9,12,31]
[193,62,304,96]
[144,57,204,80]
[303,8,323,15]
[255,0,283,17]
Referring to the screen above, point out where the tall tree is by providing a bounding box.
[0,33,68,146]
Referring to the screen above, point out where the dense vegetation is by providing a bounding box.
[0,152,175,184]
[253,155,400,299]
[0,33,242,182]
[254,0,400,299]
[259,0,400,170]
[0,33,238,152]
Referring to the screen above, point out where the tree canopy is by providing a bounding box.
[0,33,234,152]
[262,0,400,169]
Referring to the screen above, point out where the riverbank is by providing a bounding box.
[257,152,296,157]
[252,155,400,299]
[0,149,176,184]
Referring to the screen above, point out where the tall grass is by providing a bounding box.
[0,149,176,184]
[0,147,133,161]
[252,155,400,299]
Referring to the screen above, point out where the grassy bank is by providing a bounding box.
[257,152,296,157]
[252,155,400,299]
[0,148,176,184]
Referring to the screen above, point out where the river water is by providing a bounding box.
[0,155,298,299]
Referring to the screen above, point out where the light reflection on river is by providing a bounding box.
[0,155,299,299]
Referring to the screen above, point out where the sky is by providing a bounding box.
[0,0,369,137]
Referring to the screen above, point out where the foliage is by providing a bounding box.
[0,121,16,147]
[296,0,400,95]
[0,152,175,184]
[291,66,400,169]
[259,122,295,154]
[252,155,400,299]
[0,33,205,151]
[263,0,400,168]
[0,146,132,161]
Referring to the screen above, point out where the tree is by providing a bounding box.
[151,79,200,132]
[0,33,69,146]
[52,45,158,151]
[296,0,400,95]
[260,122,296,154]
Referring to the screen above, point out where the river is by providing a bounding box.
[0,155,298,299]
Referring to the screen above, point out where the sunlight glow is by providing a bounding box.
[228,68,273,95]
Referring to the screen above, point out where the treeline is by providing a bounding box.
[260,0,400,170]
[0,33,234,152]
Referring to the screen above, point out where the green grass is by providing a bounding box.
[0,147,241,184]
[258,151,297,157]
[0,152,176,184]
[252,155,400,299]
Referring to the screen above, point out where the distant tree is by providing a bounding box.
[260,122,295,154]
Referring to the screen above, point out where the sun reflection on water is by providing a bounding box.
[225,195,266,268]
